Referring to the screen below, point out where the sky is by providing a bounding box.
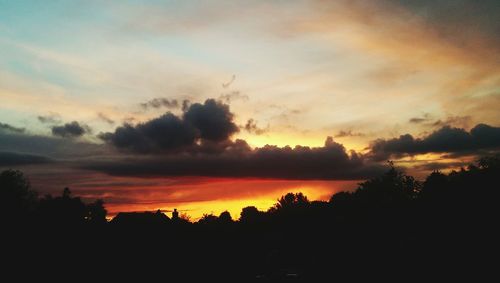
[1,0,499,219]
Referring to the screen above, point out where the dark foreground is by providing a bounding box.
[2,157,499,281]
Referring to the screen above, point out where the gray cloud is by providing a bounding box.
[334,130,365,138]
[409,113,431,124]
[408,114,471,129]
[219,91,248,104]
[97,112,115,125]
[140,98,179,110]
[0,122,25,134]
[222,74,236,88]
[369,124,500,160]
[0,129,106,159]
[243,119,268,135]
[409,118,428,124]
[37,113,61,124]
[52,121,91,138]
[431,115,471,128]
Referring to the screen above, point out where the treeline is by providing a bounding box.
[3,156,498,227]
[1,156,498,281]
[0,170,106,226]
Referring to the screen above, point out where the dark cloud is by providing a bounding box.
[97,112,115,125]
[334,130,365,138]
[0,151,53,166]
[243,119,268,135]
[98,113,197,154]
[181,99,191,112]
[369,124,500,160]
[0,122,25,134]
[140,98,179,110]
[101,99,239,153]
[37,113,61,124]
[83,137,385,180]
[183,99,239,141]
[52,121,91,138]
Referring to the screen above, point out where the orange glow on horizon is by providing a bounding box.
[100,178,359,221]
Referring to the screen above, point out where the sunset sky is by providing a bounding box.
[1,0,499,219]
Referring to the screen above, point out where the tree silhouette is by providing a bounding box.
[355,163,421,204]
[240,206,263,223]
[85,199,107,224]
[198,213,218,225]
[421,171,449,200]
[218,210,233,224]
[37,188,87,225]
[0,169,37,221]
[271,192,309,212]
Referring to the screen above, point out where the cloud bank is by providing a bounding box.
[369,124,500,160]
[0,151,53,166]
[1,99,499,181]
[84,137,385,180]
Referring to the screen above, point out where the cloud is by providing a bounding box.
[51,121,91,138]
[98,113,197,154]
[218,91,249,104]
[369,124,500,160]
[431,115,472,129]
[391,0,500,47]
[408,114,472,129]
[334,130,365,138]
[0,151,53,166]
[0,122,25,134]
[411,161,467,172]
[243,119,268,135]
[184,99,239,141]
[37,113,61,124]
[409,113,431,124]
[97,112,115,125]
[140,98,179,110]
[222,74,236,88]
[100,99,239,153]
[181,99,191,112]
[0,128,107,159]
[409,118,428,124]
[84,137,385,180]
